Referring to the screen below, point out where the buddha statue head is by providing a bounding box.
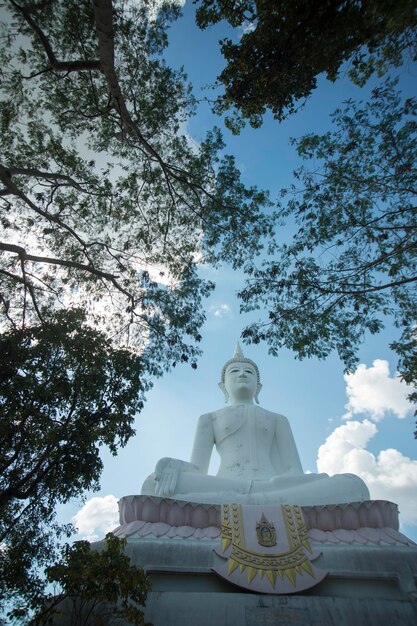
[219,344,262,404]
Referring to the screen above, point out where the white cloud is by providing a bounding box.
[317,420,417,525]
[72,495,119,542]
[343,359,414,421]
[210,303,231,318]
[317,420,377,475]
[240,21,256,35]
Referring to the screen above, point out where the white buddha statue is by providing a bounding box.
[141,345,370,506]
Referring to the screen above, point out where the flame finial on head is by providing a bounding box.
[232,343,245,360]
[219,343,262,403]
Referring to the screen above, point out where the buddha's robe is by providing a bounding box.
[141,404,369,506]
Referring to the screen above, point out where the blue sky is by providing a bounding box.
[60,0,417,543]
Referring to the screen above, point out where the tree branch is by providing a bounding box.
[9,0,101,72]
[317,274,417,296]
[0,268,45,321]
[0,164,91,249]
[92,0,160,159]
[91,0,217,222]
[7,167,87,191]
[0,241,115,283]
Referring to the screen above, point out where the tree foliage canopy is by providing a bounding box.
[36,534,151,625]
[0,309,146,619]
[0,308,144,508]
[195,0,417,129]
[0,0,274,372]
[240,83,417,409]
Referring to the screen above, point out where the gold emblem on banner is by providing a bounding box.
[215,503,326,591]
[256,513,277,547]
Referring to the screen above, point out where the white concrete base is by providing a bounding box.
[106,497,417,624]
[144,590,417,626]
[116,537,417,625]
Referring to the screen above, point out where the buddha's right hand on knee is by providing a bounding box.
[154,457,199,497]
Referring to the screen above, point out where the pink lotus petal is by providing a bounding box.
[125,521,147,535]
[204,526,221,538]
[176,525,196,538]
[142,498,162,522]
[377,529,397,545]
[191,507,210,528]
[114,521,147,537]
[382,527,417,546]
[137,522,155,537]
[317,509,335,531]
[150,522,171,537]
[341,504,360,530]
[167,507,187,526]
[112,525,123,537]
[308,528,327,542]
[356,527,381,543]
[333,529,355,544]
[348,529,368,544]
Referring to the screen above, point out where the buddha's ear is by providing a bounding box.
[218,381,229,403]
[254,383,263,404]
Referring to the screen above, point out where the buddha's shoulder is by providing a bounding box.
[197,407,226,422]
[197,406,237,423]
[251,406,291,427]
[259,406,289,421]
[199,405,288,421]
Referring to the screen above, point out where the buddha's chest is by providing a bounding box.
[213,407,276,478]
[212,407,275,447]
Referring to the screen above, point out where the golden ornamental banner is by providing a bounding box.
[212,504,327,594]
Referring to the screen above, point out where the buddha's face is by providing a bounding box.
[224,362,258,402]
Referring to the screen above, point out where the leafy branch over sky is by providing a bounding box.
[194,1,417,411]
[0,0,274,372]
[239,83,417,412]
[195,0,417,130]
[0,309,147,619]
